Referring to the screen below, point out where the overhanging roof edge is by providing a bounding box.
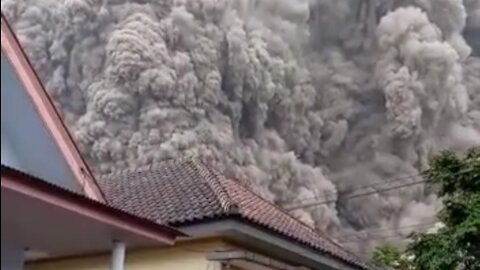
[1,14,105,202]
[1,165,187,244]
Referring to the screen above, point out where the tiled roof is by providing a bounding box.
[98,159,370,269]
[1,164,185,239]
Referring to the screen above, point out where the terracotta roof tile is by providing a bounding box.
[98,159,370,269]
[1,165,185,238]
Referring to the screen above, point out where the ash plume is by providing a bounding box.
[3,0,479,253]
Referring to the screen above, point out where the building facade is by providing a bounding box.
[1,16,183,270]
[1,12,371,270]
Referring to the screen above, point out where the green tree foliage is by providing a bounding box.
[372,244,415,270]
[409,147,479,270]
[372,148,480,270]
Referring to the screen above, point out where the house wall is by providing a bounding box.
[222,266,245,270]
[1,54,80,193]
[26,239,226,270]
[1,129,23,169]
[1,242,24,270]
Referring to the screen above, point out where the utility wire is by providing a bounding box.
[285,179,427,210]
[336,221,436,238]
[338,233,418,244]
[282,169,472,211]
[277,173,423,205]
[335,221,437,241]
[340,173,423,192]
[337,222,440,244]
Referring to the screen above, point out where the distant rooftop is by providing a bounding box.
[98,159,370,270]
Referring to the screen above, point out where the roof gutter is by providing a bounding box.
[207,249,311,270]
[178,218,366,270]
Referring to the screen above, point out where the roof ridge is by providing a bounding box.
[223,176,370,267]
[190,160,238,214]
[192,163,329,236]
[227,174,324,232]
[196,164,353,250]
[190,164,370,265]
[98,158,188,180]
[95,160,370,269]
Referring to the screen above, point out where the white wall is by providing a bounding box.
[1,242,24,270]
[1,54,80,192]
[1,128,23,169]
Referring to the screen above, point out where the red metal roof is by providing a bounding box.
[98,159,370,269]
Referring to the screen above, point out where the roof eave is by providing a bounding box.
[2,165,187,243]
[177,217,370,270]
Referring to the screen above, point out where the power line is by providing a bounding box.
[342,173,423,192]
[338,233,415,244]
[277,173,423,206]
[337,222,439,244]
[336,221,436,238]
[285,179,427,210]
[281,169,472,211]
[335,221,437,242]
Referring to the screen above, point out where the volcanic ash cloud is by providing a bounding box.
[3,0,479,252]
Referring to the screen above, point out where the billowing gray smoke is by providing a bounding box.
[3,0,479,253]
